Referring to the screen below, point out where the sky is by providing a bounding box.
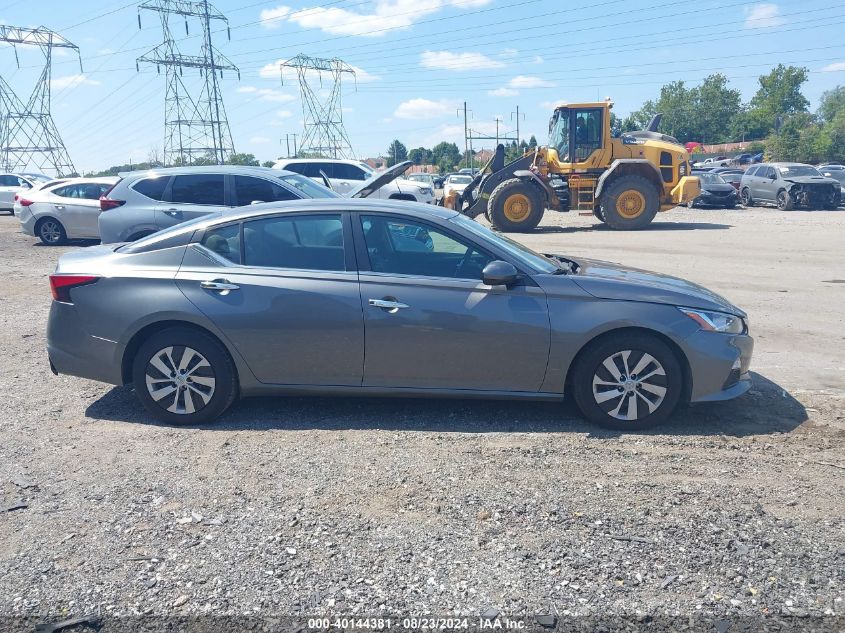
[1,0,844,173]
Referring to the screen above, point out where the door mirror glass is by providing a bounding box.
[482,260,519,287]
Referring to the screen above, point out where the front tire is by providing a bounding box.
[776,190,793,211]
[599,175,659,230]
[132,327,238,425]
[740,188,753,206]
[571,332,683,430]
[487,178,545,232]
[36,217,67,245]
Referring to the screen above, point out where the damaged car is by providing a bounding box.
[740,163,840,210]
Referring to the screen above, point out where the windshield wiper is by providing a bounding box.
[544,253,577,274]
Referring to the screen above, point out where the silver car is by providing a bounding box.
[97,164,411,244]
[48,199,753,430]
[18,177,119,244]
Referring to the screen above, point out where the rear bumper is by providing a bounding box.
[684,330,754,403]
[19,210,37,236]
[47,301,123,385]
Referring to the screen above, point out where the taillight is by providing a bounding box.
[19,198,34,207]
[99,197,125,211]
[49,274,99,303]
[14,193,19,202]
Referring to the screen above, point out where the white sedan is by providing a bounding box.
[17,177,119,245]
[0,173,50,213]
[443,174,474,199]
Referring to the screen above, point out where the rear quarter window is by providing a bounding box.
[132,176,170,201]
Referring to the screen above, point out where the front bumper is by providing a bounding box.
[684,330,754,403]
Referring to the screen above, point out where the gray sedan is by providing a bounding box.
[47,199,753,430]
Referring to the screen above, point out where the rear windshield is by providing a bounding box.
[117,211,222,253]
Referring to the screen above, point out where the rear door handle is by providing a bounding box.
[54,205,65,210]
[368,298,409,312]
[200,279,239,295]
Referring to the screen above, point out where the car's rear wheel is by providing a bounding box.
[739,188,753,206]
[571,332,683,430]
[132,327,237,425]
[36,217,67,245]
[776,190,793,211]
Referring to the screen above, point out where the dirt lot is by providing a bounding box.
[0,205,843,630]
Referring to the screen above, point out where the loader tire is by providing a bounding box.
[599,175,659,230]
[488,178,545,232]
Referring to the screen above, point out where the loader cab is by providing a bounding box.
[548,103,611,171]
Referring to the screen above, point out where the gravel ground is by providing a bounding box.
[0,205,843,631]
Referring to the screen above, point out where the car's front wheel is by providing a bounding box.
[132,327,238,425]
[571,332,683,430]
[776,190,793,211]
[739,188,753,206]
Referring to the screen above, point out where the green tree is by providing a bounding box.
[747,65,810,138]
[386,139,408,167]
[818,86,845,124]
[694,74,742,144]
[262,160,276,168]
[621,100,657,132]
[431,141,461,173]
[765,113,829,163]
[528,135,538,148]
[408,146,433,165]
[227,152,260,166]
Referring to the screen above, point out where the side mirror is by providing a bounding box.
[482,260,519,287]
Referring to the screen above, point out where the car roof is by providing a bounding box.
[118,165,295,179]
[765,162,814,168]
[275,158,363,166]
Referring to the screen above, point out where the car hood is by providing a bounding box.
[562,257,745,316]
[783,176,839,186]
[701,183,736,194]
[349,160,413,198]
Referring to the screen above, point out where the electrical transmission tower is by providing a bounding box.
[0,26,80,176]
[138,0,239,166]
[280,55,356,159]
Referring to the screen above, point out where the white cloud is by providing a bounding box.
[237,85,296,102]
[743,3,786,29]
[488,87,519,97]
[237,86,257,93]
[508,75,555,89]
[259,0,493,37]
[259,5,291,28]
[250,136,271,144]
[349,65,380,83]
[276,110,293,119]
[420,50,504,71]
[51,74,100,90]
[532,56,544,65]
[821,62,845,72]
[394,98,456,120]
[500,48,519,58]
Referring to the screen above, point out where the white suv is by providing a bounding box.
[273,158,434,204]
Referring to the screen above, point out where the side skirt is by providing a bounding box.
[240,383,565,402]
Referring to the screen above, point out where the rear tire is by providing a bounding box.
[36,217,67,245]
[487,178,545,232]
[571,332,683,430]
[599,175,659,230]
[776,190,793,211]
[132,327,238,425]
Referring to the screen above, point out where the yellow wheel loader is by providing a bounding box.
[447,101,700,231]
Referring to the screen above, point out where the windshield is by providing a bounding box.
[278,174,339,198]
[448,215,558,274]
[449,176,472,184]
[823,170,845,184]
[778,165,821,178]
[549,109,570,161]
[698,173,726,184]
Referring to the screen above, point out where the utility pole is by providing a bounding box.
[459,102,471,168]
[511,105,524,146]
[283,133,298,158]
[280,55,356,159]
[137,0,239,166]
[494,117,503,147]
[0,25,80,175]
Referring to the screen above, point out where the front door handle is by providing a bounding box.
[368,298,409,312]
[164,208,182,217]
[54,205,65,210]
[200,279,239,295]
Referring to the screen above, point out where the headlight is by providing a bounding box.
[679,307,745,334]
[419,187,433,195]
[679,163,688,177]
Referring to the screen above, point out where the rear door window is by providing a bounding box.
[233,176,299,206]
[200,223,241,264]
[334,163,367,181]
[132,176,170,201]
[243,214,345,271]
[170,174,225,205]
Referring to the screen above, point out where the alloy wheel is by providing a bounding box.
[145,346,216,415]
[591,350,668,421]
[40,220,62,244]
